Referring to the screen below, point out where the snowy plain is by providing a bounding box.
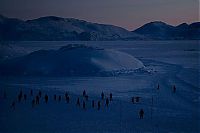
[0,41,199,133]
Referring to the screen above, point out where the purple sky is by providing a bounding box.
[0,0,199,30]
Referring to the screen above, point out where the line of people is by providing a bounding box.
[8,84,177,119]
[10,89,113,111]
[76,90,113,110]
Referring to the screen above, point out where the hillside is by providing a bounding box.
[0,44,144,76]
[133,21,200,40]
[0,15,144,41]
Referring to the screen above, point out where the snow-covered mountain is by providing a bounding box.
[1,15,199,40]
[0,15,144,41]
[0,44,144,76]
[133,21,200,40]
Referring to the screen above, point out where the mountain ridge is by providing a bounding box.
[133,21,200,40]
[0,15,199,40]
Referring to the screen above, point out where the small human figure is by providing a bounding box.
[24,94,27,101]
[85,95,89,101]
[92,100,95,108]
[83,90,86,97]
[18,90,23,102]
[19,90,23,97]
[109,93,112,101]
[83,101,86,109]
[65,92,68,100]
[98,101,101,110]
[157,84,160,90]
[11,101,15,110]
[135,97,140,103]
[106,98,109,107]
[173,85,176,93]
[66,96,70,103]
[139,109,144,119]
[54,94,57,101]
[58,95,61,102]
[32,99,35,108]
[36,95,40,104]
[45,94,48,104]
[39,90,42,98]
[18,94,22,102]
[132,97,135,104]
[101,92,104,100]
[30,89,33,96]
[77,98,80,106]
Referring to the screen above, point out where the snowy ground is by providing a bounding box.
[0,41,199,133]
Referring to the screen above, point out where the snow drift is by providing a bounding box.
[0,44,144,76]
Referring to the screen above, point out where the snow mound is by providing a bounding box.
[91,50,144,71]
[0,44,144,76]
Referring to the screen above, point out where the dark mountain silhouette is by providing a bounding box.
[0,15,199,40]
[133,21,200,40]
[0,15,144,41]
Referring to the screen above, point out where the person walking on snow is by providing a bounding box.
[157,84,160,90]
[109,93,113,101]
[139,109,144,119]
[98,101,101,110]
[45,94,48,104]
[83,90,86,97]
[101,91,104,100]
[173,85,176,93]
[92,100,95,108]
[106,98,109,107]
[83,101,86,109]
[77,98,80,106]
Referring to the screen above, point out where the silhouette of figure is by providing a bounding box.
[132,97,135,104]
[101,92,104,100]
[66,96,70,103]
[45,94,48,104]
[18,94,22,102]
[18,90,23,102]
[11,101,15,110]
[24,94,27,101]
[32,99,35,107]
[139,109,144,119]
[83,101,86,109]
[135,97,140,103]
[39,90,42,98]
[85,95,89,101]
[83,90,86,97]
[98,101,101,110]
[30,89,33,96]
[58,95,61,102]
[77,98,80,106]
[173,85,176,93]
[19,90,23,96]
[106,98,109,107]
[36,95,40,104]
[54,94,57,101]
[109,93,112,101]
[92,100,95,108]
[157,84,160,90]
[65,92,68,100]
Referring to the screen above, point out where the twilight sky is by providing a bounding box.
[0,0,199,30]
